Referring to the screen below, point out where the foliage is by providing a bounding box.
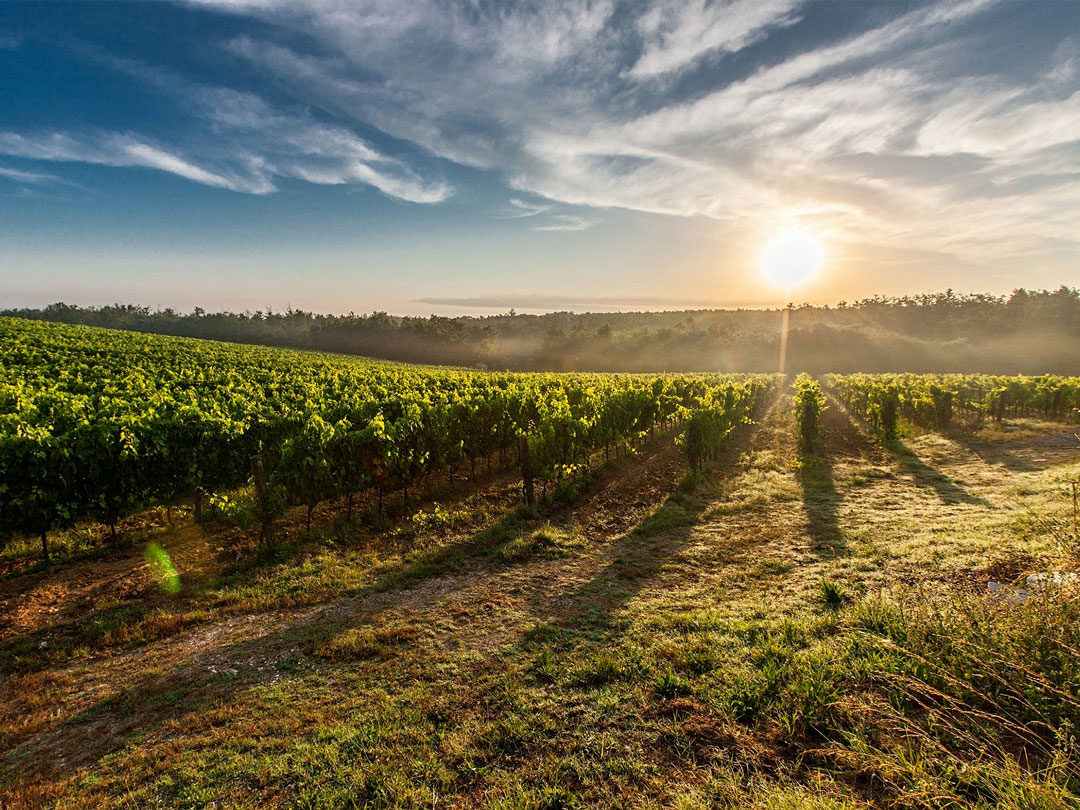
[9,286,1080,374]
[792,374,825,454]
[826,373,1080,438]
[0,317,772,559]
[680,378,774,470]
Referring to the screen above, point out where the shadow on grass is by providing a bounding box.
[6,433,709,784]
[530,490,710,634]
[527,399,771,633]
[943,427,1080,473]
[798,455,845,556]
[893,442,989,506]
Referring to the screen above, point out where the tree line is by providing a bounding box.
[5,287,1080,374]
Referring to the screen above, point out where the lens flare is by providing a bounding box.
[146,542,180,595]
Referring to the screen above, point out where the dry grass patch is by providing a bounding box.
[317,621,427,660]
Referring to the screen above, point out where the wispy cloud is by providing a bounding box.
[500,196,595,230]
[20,0,1080,265]
[183,0,1080,262]
[0,130,267,192]
[531,214,596,232]
[504,198,552,218]
[0,131,252,190]
[0,48,451,202]
[0,163,59,184]
[629,0,803,78]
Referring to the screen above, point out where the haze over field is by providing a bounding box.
[8,288,1080,373]
[2,0,1079,315]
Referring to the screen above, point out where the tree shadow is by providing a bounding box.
[893,443,990,505]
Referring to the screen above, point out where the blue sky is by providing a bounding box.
[1,0,1078,315]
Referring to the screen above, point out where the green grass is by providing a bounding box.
[816,577,847,608]
[2,401,1079,808]
[498,522,587,562]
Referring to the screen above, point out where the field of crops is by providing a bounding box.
[0,317,774,561]
[7,316,1080,564]
[3,319,1080,809]
[825,372,1080,442]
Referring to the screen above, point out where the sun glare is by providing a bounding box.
[760,229,823,289]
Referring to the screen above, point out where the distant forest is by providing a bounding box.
[5,287,1080,374]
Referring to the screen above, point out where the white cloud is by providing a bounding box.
[504,198,553,218]
[917,88,1080,157]
[0,50,451,202]
[630,0,803,78]
[0,164,58,184]
[47,0,1080,261]
[0,131,257,191]
[532,214,596,232]
[174,81,452,202]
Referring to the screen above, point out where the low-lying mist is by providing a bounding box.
[5,288,1078,375]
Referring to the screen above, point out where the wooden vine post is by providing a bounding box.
[518,435,535,506]
[251,453,273,546]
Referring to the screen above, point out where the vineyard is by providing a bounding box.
[6,316,1080,564]
[0,317,773,562]
[5,318,1080,564]
[3,319,1080,809]
[824,372,1080,441]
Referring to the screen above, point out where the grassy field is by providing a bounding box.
[2,390,1079,808]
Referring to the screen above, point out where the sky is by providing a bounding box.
[1,0,1078,316]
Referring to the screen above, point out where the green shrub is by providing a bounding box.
[793,375,826,454]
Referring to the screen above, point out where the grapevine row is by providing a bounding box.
[825,373,1080,440]
[0,318,774,560]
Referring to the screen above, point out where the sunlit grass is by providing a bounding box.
[3,410,1080,807]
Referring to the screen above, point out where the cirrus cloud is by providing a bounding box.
[0,48,451,203]
[179,0,1080,264]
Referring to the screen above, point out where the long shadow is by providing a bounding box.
[4,523,534,785]
[893,442,990,506]
[798,455,845,556]
[6,399,789,799]
[823,393,987,509]
[0,451,546,676]
[944,427,1079,473]
[798,395,861,557]
[527,397,773,634]
[3,432,708,784]
[529,482,711,634]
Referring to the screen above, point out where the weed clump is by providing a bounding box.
[724,585,1080,807]
[655,668,692,698]
[817,577,847,609]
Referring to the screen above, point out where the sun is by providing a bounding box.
[760,229,823,289]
